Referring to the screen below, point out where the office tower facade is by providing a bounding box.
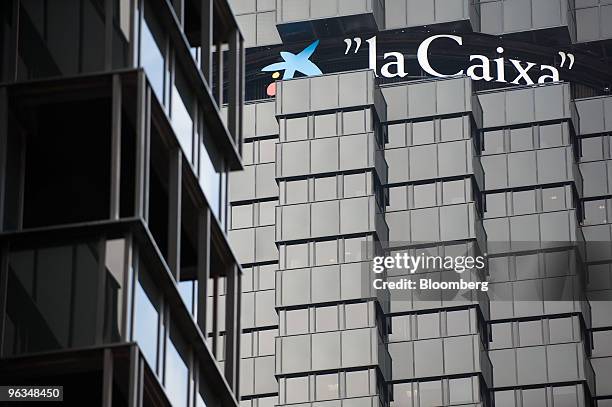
[228,1,612,407]
[0,0,244,406]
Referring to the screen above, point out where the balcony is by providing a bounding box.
[275,196,388,243]
[275,0,384,42]
[479,0,577,44]
[385,0,480,32]
[275,326,391,379]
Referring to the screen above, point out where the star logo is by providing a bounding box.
[262,40,322,96]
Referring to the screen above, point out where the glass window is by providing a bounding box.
[344,237,365,262]
[339,134,367,170]
[447,309,470,336]
[285,179,308,204]
[285,117,308,141]
[494,390,515,407]
[387,123,406,147]
[343,110,365,135]
[417,313,440,339]
[141,5,165,102]
[419,380,442,406]
[449,377,473,404]
[490,323,512,349]
[584,199,608,224]
[344,173,366,198]
[285,243,308,269]
[552,386,577,407]
[242,141,254,165]
[388,186,407,211]
[486,192,507,217]
[281,335,310,373]
[258,329,276,356]
[389,315,411,342]
[178,281,194,315]
[593,330,612,357]
[172,70,194,160]
[522,388,546,407]
[413,183,436,208]
[548,344,579,382]
[508,151,537,187]
[313,138,339,173]
[414,340,443,376]
[259,138,276,163]
[346,370,369,398]
[199,133,223,220]
[316,373,339,401]
[440,116,464,142]
[134,268,160,370]
[515,253,539,280]
[439,141,467,176]
[316,306,338,332]
[315,113,337,138]
[513,189,536,215]
[517,347,547,384]
[411,120,434,145]
[311,332,341,370]
[442,179,465,205]
[389,342,414,380]
[519,320,543,346]
[483,130,504,154]
[259,264,276,290]
[539,123,564,148]
[259,200,276,226]
[582,136,604,161]
[510,127,533,151]
[315,240,338,266]
[285,309,309,335]
[549,317,574,343]
[345,302,369,329]
[165,329,189,407]
[5,244,104,356]
[256,102,278,136]
[542,186,566,211]
[444,336,474,374]
[311,201,340,237]
[232,204,253,229]
[392,383,413,407]
[315,176,337,201]
[241,332,253,358]
[491,349,517,387]
[286,376,309,404]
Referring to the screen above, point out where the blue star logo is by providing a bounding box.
[262,40,323,80]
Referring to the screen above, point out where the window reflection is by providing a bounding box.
[141,5,166,102]
[134,266,160,371]
[419,380,442,406]
[200,131,223,222]
[172,70,194,160]
[178,280,195,316]
[104,239,126,342]
[4,244,100,356]
[165,328,189,407]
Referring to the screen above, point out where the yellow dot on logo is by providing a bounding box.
[272,72,280,79]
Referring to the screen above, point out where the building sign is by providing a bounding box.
[347,34,575,84]
[262,35,576,96]
[262,40,322,96]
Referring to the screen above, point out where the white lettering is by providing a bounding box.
[366,36,377,76]
[467,54,493,81]
[510,59,536,85]
[381,52,408,78]
[417,34,464,78]
[538,65,560,83]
